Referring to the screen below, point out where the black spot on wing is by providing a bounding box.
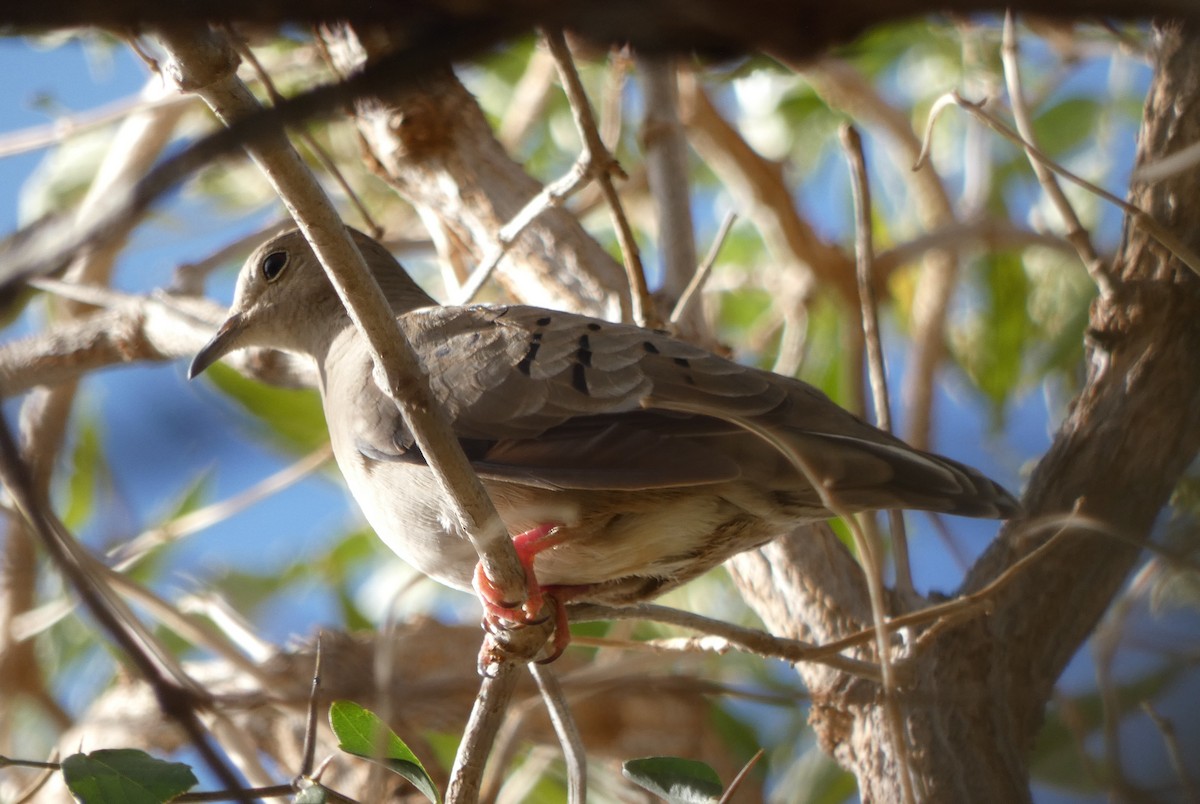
[537,316,552,326]
[672,356,697,386]
[643,341,659,354]
[577,334,593,367]
[517,331,543,375]
[587,322,602,331]
[572,362,589,395]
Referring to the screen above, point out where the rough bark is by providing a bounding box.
[968,14,1200,745]
[322,24,631,319]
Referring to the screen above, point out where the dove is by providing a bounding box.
[190,228,1018,652]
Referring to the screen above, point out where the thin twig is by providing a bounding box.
[529,664,587,803]
[0,756,60,771]
[0,91,193,159]
[455,156,594,305]
[718,748,765,804]
[1001,11,1116,300]
[1133,138,1200,184]
[108,445,333,569]
[229,29,381,236]
[568,603,883,681]
[543,28,655,327]
[840,124,914,601]
[299,636,324,778]
[791,56,961,449]
[1141,703,1200,803]
[174,785,297,802]
[478,685,547,801]
[647,396,915,804]
[875,219,1074,275]
[919,90,1200,280]
[840,123,921,796]
[11,751,59,804]
[671,211,736,327]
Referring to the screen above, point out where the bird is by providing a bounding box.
[190,227,1018,654]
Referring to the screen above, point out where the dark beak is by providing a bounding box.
[189,313,246,379]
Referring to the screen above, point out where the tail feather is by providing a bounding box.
[799,433,1020,519]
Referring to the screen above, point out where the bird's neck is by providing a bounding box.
[374,268,437,315]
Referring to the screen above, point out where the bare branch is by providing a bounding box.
[544,28,656,326]
[1001,11,1116,299]
[670,211,736,327]
[153,24,528,608]
[320,24,630,318]
[924,90,1200,279]
[529,664,587,803]
[568,601,883,681]
[677,71,850,302]
[840,124,915,601]
[447,663,520,803]
[640,55,699,329]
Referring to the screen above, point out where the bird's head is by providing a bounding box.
[189,227,433,378]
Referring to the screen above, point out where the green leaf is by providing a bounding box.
[161,470,215,523]
[61,749,197,804]
[329,700,439,803]
[622,757,723,803]
[1032,97,1101,157]
[204,362,328,453]
[63,419,103,530]
[953,252,1033,425]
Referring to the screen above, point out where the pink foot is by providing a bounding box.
[534,584,593,663]
[472,523,566,624]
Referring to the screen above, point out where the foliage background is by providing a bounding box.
[0,17,1197,803]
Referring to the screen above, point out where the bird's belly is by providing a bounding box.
[487,482,780,597]
[335,444,786,603]
[338,452,482,592]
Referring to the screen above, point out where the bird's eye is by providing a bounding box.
[261,251,289,282]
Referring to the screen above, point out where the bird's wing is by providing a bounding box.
[350,303,1017,515]
[351,304,796,490]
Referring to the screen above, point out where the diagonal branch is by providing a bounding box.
[152,24,529,614]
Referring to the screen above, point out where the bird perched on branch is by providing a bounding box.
[190,227,1018,657]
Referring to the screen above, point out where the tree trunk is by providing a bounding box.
[735,19,1200,801]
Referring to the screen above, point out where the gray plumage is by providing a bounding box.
[191,228,1018,606]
